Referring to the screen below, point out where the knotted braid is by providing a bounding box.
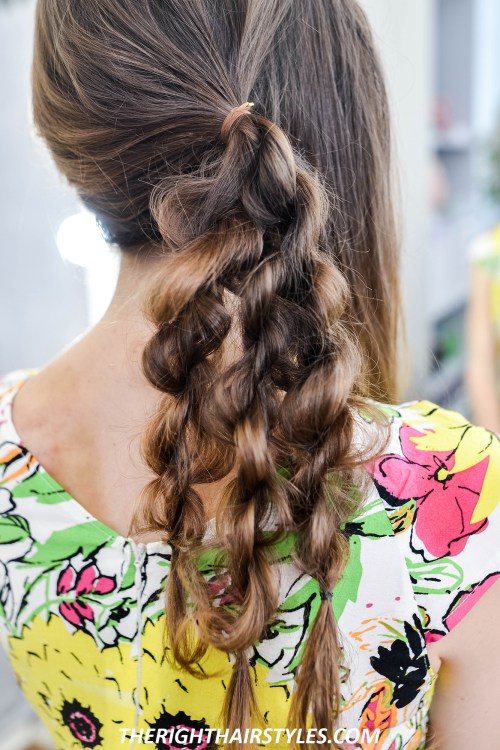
[134,107,387,748]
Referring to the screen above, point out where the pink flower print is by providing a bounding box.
[207,571,241,606]
[62,700,103,748]
[424,630,445,645]
[57,563,116,627]
[371,424,490,560]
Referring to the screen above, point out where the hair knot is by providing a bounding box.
[221,101,255,143]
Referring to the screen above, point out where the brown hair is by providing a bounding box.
[32,0,400,746]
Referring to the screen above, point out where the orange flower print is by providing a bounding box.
[359,680,397,745]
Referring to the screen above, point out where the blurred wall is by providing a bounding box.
[0,0,88,375]
[473,0,500,137]
[360,0,434,398]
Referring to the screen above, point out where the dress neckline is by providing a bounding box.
[0,368,217,553]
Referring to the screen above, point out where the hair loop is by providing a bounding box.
[319,589,333,602]
[221,101,255,143]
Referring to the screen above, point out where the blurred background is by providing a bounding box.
[1,0,500,748]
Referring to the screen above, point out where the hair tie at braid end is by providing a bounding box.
[319,589,333,602]
[221,101,255,142]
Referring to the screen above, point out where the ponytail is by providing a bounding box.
[134,105,387,749]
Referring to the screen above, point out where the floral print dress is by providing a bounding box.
[0,368,500,750]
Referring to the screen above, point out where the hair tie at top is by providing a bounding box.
[319,589,333,602]
[221,101,255,142]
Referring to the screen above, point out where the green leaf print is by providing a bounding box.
[280,534,363,623]
[271,578,320,675]
[0,515,30,543]
[377,404,402,420]
[406,556,463,595]
[267,530,297,562]
[196,529,298,574]
[11,471,71,504]
[119,558,136,591]
[332,534,363,620]
[279,577,319,617]
[356,401,400,424]
[196,545,228,575]
[24,523,111,566]
[343,498,394,539]
[269,535,362,677]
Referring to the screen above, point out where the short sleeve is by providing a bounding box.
[370,400,500,644]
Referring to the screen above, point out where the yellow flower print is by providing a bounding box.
[402,402,500,523]
[7,615,137,748]
[7,613,299,749]
[139,618,295,741]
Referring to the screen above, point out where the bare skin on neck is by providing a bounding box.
[11,251,240,542]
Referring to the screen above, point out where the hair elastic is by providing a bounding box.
[221,101,255,142]
[319,589,333,602]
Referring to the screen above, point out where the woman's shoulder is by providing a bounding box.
[366,398,500,642]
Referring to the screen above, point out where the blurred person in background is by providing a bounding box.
[466,121,500,433]
[466,227,500,433]
[0,2,500,750]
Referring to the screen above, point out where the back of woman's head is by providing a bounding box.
[32,1,398,747]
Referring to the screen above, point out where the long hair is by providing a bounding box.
[32,1,400,747]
